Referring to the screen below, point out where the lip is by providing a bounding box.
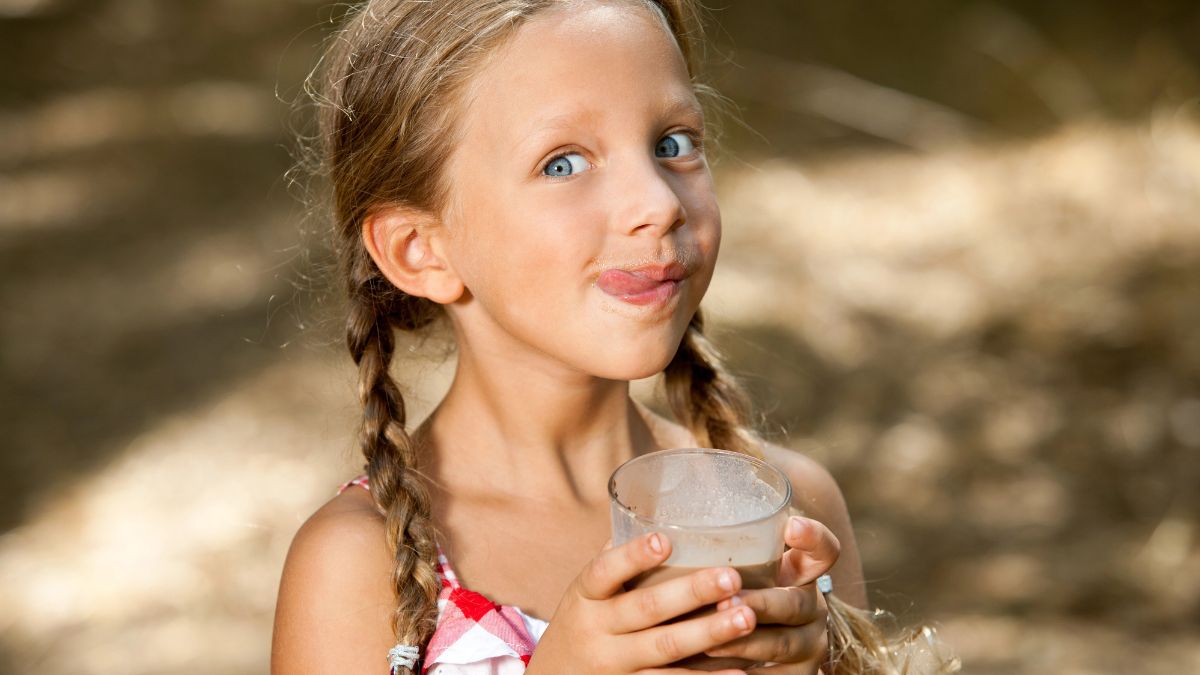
[596,262,689,306]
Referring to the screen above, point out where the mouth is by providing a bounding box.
[596,262,690,306]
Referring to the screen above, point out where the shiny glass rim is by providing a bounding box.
[607,447,793,531]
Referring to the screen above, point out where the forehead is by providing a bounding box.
[455,1,698,148]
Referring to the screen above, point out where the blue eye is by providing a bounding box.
[542,152,590,177]
[655,132,696,158]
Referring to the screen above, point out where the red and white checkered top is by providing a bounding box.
[338,476,549,674]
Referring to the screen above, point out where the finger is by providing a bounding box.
[632,605,756,669]
[577,533,671,600]
[704,620,827,664]
[640,668,748,675]
[611,566,742,633]
[638,662,748,667]
[716,586,821,627]
[746,660,822,675]
[779,517,839,586]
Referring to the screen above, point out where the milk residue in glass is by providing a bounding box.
[649,457,783,527]
[652,489,781,526]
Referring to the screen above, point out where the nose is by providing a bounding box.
[611,155,688,237]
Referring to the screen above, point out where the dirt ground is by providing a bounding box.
[1,1,1198,674]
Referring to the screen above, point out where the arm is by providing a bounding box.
[764,443,868,610]
[271,497,397,675]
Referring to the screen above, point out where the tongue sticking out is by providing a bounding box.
[597,270,668,296]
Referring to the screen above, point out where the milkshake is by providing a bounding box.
[608,448,793,671]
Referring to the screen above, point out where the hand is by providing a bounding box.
[526,532,759,675]
[703,516,841,674]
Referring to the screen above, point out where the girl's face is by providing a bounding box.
[439,0,720,380]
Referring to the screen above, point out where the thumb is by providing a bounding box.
[779,516,840,586]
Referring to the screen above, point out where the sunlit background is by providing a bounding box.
[1,1,1198,673]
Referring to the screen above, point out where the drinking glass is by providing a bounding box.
[608,448,793,669]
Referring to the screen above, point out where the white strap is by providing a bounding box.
[816,574,833,594]
[387,644,420,672]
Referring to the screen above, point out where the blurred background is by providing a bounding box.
[0,0,1197,673]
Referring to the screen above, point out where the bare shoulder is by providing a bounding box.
[271,488,397,675]
[759,442,844,519]
[760,442,869,608]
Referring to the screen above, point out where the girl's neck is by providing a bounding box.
[415,347,668,507]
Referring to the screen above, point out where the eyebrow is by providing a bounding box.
[658,95,706,124]
[513,94,705,155]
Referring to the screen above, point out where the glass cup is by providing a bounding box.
[608,448,793,670]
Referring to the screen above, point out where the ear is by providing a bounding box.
[362,205,465,304]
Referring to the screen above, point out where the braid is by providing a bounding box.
[664,309,763,458]
[346,253,442,672]
[665,312,960,674]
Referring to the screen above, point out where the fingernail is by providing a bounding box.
[718,594,743,611]
[732,607,750,631]
[788,516,806,539]
[648,533,663,555]
[717,570,735,592]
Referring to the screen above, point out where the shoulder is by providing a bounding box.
[285,488,391,577]
[760,442,869,608]
[271,488,397,675]
[759,442,846,520]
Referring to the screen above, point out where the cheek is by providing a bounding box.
[702,204,721,257]
[525,200,605,260]
[448,190,602,299]
[679,167,720,230]
[687,185,722,264]
[682,189,721,309]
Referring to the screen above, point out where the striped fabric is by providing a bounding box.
[338,476,548,674]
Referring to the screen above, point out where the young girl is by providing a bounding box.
[271,1,947,673]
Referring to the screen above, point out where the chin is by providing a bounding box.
[585,339,681,381]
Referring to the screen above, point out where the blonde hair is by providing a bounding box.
[307,1,956,672]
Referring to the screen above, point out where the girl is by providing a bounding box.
[272,1,946,673]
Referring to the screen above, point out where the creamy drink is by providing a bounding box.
[608,449,793,671]
[630,557,781,591]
